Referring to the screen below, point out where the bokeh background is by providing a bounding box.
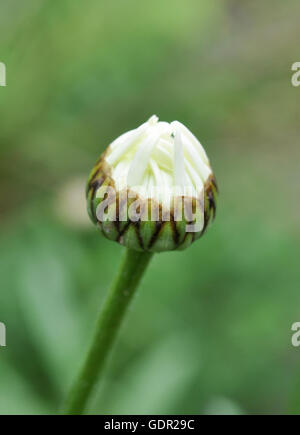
[0,0,300,415]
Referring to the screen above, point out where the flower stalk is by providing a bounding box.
[64,248,153,415]
[65,115,217,414]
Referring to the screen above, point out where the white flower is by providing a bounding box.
[87,115,217,252]
[105,115,213,206]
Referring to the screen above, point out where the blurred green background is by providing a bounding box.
[1,0,300,414]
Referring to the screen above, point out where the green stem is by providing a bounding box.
[64,248,153,415]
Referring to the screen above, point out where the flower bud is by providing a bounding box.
[86,115,217,252]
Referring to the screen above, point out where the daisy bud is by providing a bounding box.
[86,115,217,252]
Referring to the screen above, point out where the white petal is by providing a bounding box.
[171,120,210,166]
[127,129,160,186]
[106,125,146,165]
[185,158,204,190]
[181,134,212,182]
[173,127,186,190]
